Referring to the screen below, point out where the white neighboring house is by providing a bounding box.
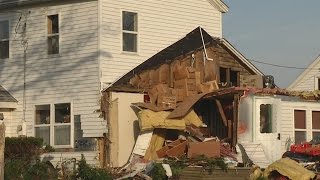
[239,91,320,168]
[287,55,320,91]
[0,0,228,166]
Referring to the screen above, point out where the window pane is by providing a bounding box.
[122,11,137,31]
[295,131,306,144]
[48,15,59,34]
[230,70,239,87]
[260,104,273,133]
[35,126,50,145]
[0,41,9,59]
[313,132,320,139]
[294,110,306,129]
[35,105,50,124]
[312,111,320,129]
[48,35,59,54]
[55,103,70,123]
[0,20,9,39]
[54,125,70,145]
[219,67,227,83]
[123,33,137,52]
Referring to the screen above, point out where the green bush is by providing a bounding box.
[73,154,113,180]
[5,137,44,159]
[4,159,57,180]
[149,163,167,180]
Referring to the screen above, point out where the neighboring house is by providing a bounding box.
[287,55,320,91]
[0,85,18,136]
[238,90,320,168]
[0,0,229,166]
[103,27,264,167]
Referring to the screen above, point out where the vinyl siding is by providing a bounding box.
[0,1,105,141]
[289,67,320,91]
[280,100,320,153]
[99,0,222,84]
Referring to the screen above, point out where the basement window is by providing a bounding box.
[47,14,59,55]
[260,104,273,133]
[122,11,138,52]
[294,110,306,144]
[0,20,9,59]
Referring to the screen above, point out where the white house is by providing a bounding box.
[0,0,229,166]
[238,90,320,168]
[287,55,320,91]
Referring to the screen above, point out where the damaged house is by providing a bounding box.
[102,27,265,167]
[103,27,320,169]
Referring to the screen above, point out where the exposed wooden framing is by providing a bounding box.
[215,99,228,127]
[232,94,239,148]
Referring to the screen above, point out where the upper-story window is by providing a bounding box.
[219,67,239,87]
[0,20,9,59]
[122,11,138,52]
[47,14,59,55]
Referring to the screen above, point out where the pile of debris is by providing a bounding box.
[114,106,239,179]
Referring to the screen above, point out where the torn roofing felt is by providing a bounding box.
[105,27,262,92]
[0,85,17,102]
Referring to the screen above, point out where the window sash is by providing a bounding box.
[0,20,9,40]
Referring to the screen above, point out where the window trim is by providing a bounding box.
[0,19,10,59]
[314,76,320,90]
[34,102,74,148]
[121,10,139,54]
[46,13,61,56]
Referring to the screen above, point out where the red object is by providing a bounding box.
[290,142,320,156]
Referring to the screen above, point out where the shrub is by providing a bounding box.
[73,154,113,180]
[5,137,44,159]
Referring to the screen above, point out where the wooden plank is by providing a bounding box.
[215,99,228,127]
[159,64,170,84]
[167,93,206,119]
[232,94,239,147]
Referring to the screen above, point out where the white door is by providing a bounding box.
[255,98,282,162]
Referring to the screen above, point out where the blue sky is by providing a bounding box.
[223,0,320,88]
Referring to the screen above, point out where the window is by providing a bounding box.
[294,110,306,144]
[35,103,72,147]
[312,111,320,138]
[47,14,59,54]
[219,67,239,87]
[122,11,138,52]
[260,104,273,133]
[0,20,9,59]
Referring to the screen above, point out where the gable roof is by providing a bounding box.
[287,55,320,90]
[0,85,17,102]
[0,0,228,12]
[104,27,263,92]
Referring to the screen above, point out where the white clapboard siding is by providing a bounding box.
[288,56,320,91]
[0,1,106,140]
[100,0,222,84]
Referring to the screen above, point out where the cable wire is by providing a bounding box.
[248,59,320,70]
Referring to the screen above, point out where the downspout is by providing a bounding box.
[199,27,213,65]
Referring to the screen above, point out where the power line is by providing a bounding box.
[248,59,319,70]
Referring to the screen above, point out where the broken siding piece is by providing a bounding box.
[132,131,153,156]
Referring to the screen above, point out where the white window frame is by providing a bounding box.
[34,102,74,148]
[0,19,10,59]
[121,10,139,54]
[46,13,60,55]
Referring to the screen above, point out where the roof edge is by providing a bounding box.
[208,0,229,13]
[287,54,320,90]
[220,38,264,76]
